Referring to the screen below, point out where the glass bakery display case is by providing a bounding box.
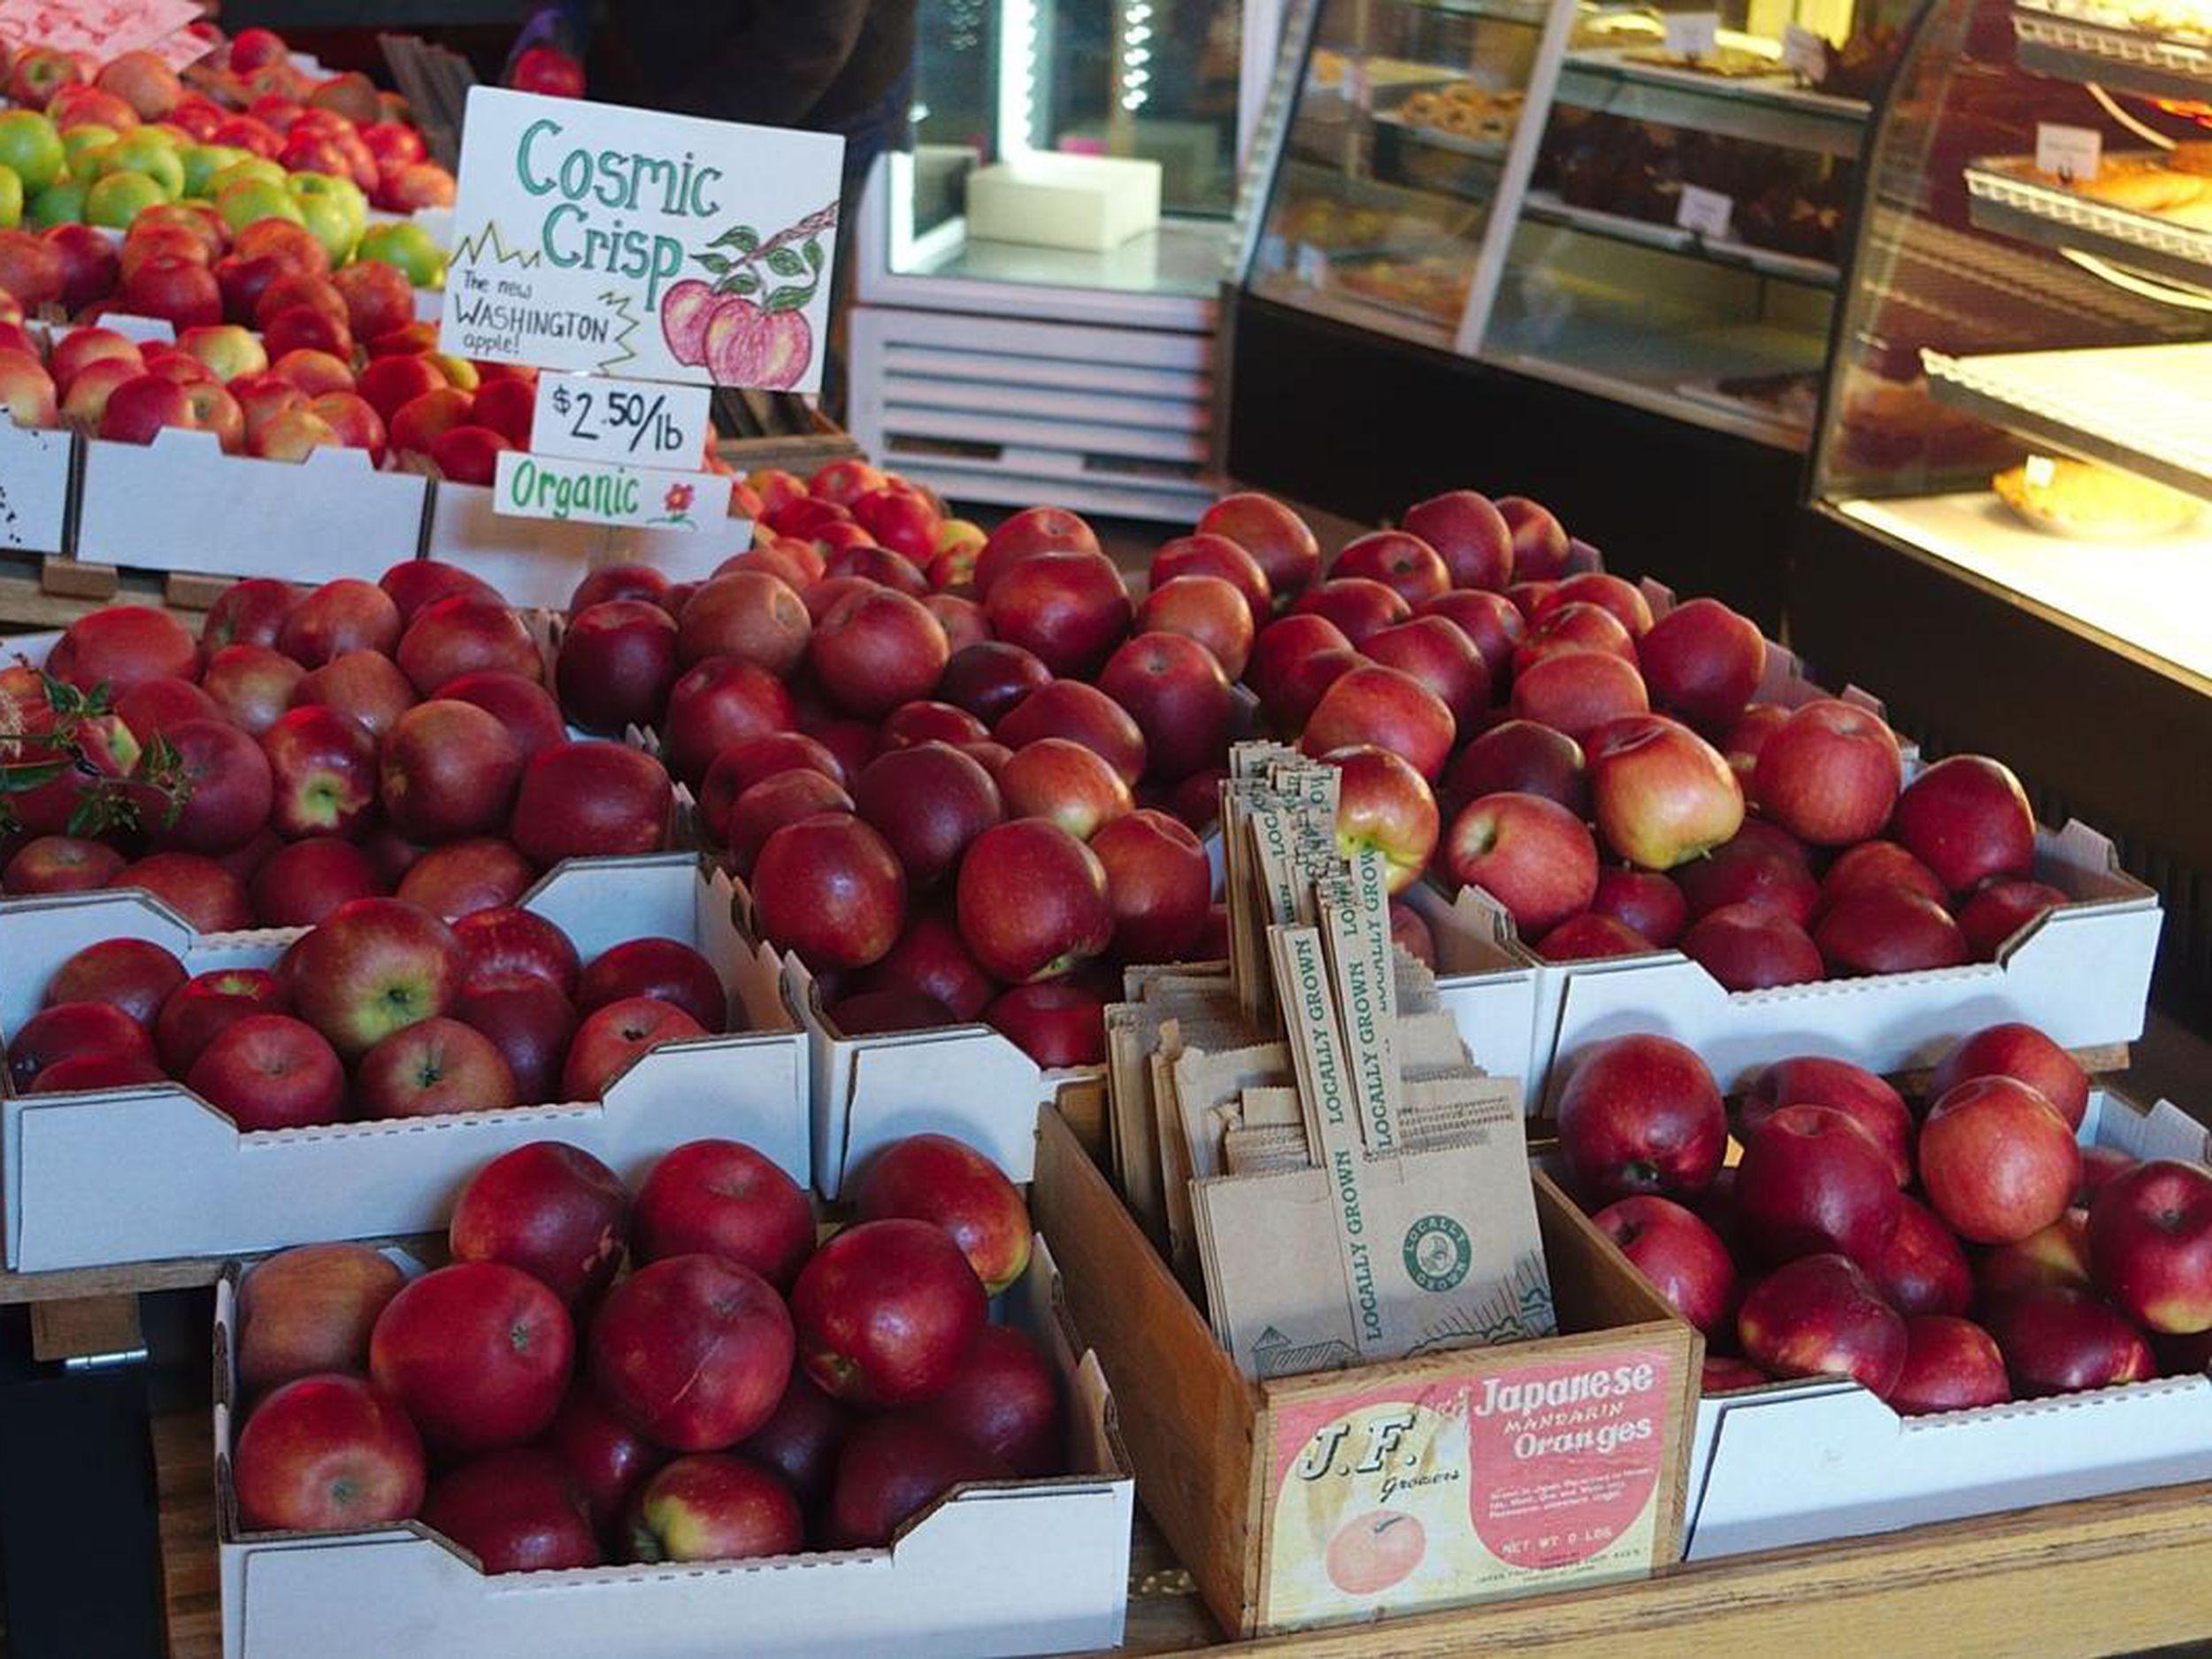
[1234,0,1915,448]
[1805,0,2212,684]
[1792,0,2212,1014]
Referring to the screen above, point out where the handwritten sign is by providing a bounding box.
[1674,184,1734,240]
[530,372,711,467]
[0,0,202,60]
[491,449,732,533]
[1661,12,1720,58]
[442,88,845,395]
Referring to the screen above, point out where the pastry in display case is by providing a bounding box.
[1807,0,2212,685]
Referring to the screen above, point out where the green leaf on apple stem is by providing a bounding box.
[695,251,734,274]
[711,225,760,252]
[716,271,761,297]
[803,236,824,272]
[764,247,807,279]
[764,284,811,312]
[0,757,69,794]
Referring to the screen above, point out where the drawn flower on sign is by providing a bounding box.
[658,201,836,390]
[664,481,695,515]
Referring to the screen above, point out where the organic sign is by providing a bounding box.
[491,449,731,533]
[441,87,845,395]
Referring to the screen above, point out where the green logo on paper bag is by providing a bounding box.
[1403,1215,1471,1292]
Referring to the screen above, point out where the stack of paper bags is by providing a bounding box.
[1103,744,1556,1381]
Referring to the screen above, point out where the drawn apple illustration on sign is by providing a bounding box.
[661,202,836,391]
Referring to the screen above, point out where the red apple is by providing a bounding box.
[938,641,1051,726]
[1149,533,1272,622]
[1441,720,1586,820]
[627,1453,802,1563]
[1494,497,1570,580]
[1681,903,1824,991]
[984,980,1106,1067]
[153,967,286,1073]
[1818,841,1948,914]
[1737,1252,1908,1396]
[396,837,535,920]
[791,1217,987,1406]
[451,907,580,998]
[419,1448,599,1571]
[6,1001,157,1090]
[970,504,1099,595]
[1301,664,1455,781]
[726,771,856,877]
[574,936,724,1034]
[356,1016,518,1119]
[1535,573,1653,638]
[1978,1209,2093,1300]
[1586,715,1743,872]
[544,1386,667,1540]
[634,1139,815,1291]
[250,839,380,927]
[855,1133,1031,1294]
[1893,755,2037,893]
[590,1253,794,1449]
[1401,489,1513,590]
[1813,887,1969,976]
[1555,1033,1726,1201]
[370,1260,572,1455]
[1509,649,1648,742]
[46,605,200,695]
[202,580,297,653]
[559,995,706,1099]
[112,852,251,933]
[2087,1160,2212,1336]
[448,1141,627,1305]
[1587,868,1688,949]
[1877,1195,1975,1317]
[1333,530,1450,607]
[1325,745,1440,896]
[1674,836,1819,926]
[919,1324,1062,1478]
[882,701,992,749]
[3,836,127,895]
[662,657,798,786]
[1537,913,1654,961]
[450,979,574,1103]
[288,895,465,1059]
[290,649,417,740]
[1291,577,1409,647]
[1983,1285,2154,1397]
[1195,493,1320,600]
[1096,632,1234,783]
[1440,791,1596,936]
[856,912,996,1022]
[998,738,1133,841]
[982,549,1131,679]
[380,698,522,842]
[237,1243,407,1393]
[1135,575,1256,680]
[41,937,186,1025]
[853,741,1004,886]
[1736,1104,1904,1271]
[955,818,1113,982]
[1958,879,2070,961]
[1637,598,1765,730]
[1927,1022,2088,1133]
[1593,1195,1737,1336]
[511,741,674,866]
[752,811,908,971]
[1740,1056,1912,1185]
[186,1014,346,1130]
[1891,1316,2011,1415]
[396,598,540,698]
[1919,1076,2080,1245]
[829,1415,1007,1548]
[202,643,305,736]
[994,680,1147,786]
[1752,700,1901,847]
[234,1373,425,1532]
[678,570,811,678]
[1513,603,1636,676]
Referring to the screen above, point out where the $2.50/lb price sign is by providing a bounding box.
[531,373,712,466]
[491,449,732,533]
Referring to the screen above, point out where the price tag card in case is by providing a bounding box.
[2035,123,2102,184]
[1674,184,1734,240]
[1661,12,1720,58]
[531,373,712,467]
[1781,24,1827,78]
[442,87,845,394]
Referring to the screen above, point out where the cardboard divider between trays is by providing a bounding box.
[1032,1094,1702,1640]
[207,1231,1133,1659]
[0,855,807,1273]
[1684,1089,2212,1560]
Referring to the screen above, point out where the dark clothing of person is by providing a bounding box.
[606,1,918,131]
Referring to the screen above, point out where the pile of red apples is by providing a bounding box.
[1244,488,2066,987]
[8,894,734,1129]
[1555,1027,2211,1411]
[0,212,610,489]
[229,1133,1066,1570]
[0,563,673,932]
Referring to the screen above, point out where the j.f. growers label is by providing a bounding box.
[1260,1347,1676,1631]
[442,87,845,394]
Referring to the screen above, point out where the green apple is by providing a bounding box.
[99,133,187,202]
[357,220,447,289]
[292,191,357,264]
[0,111,65,196]
[180,143,243,200]
[211,156,286,196]
[28,178,87,227]
[61,126,117,174]
[217,176,305,234]
[0,166,20,231]
[288,169,366,227]
[86,169,168,228]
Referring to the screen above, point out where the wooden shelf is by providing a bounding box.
[151,1395,2212,1658]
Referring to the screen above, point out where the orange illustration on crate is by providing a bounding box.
[1324,1509,1428,1594]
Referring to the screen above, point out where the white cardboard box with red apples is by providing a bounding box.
[0,855,808,1272]
[1682,1091,2212,1561]
[210,1233,1134,1659]
[73,424,428,582]
[422,480,753,610]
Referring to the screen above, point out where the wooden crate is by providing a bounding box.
[1032,1106,1701,1640]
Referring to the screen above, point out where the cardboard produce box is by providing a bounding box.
[0,856,807,1272]
[211,1234,1134,1659]
[1032,1101,1700,1640]
[423,480,752,609]
[73,426,428,583]
[1683,1090,2212,1561]
[0,418,73,557]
